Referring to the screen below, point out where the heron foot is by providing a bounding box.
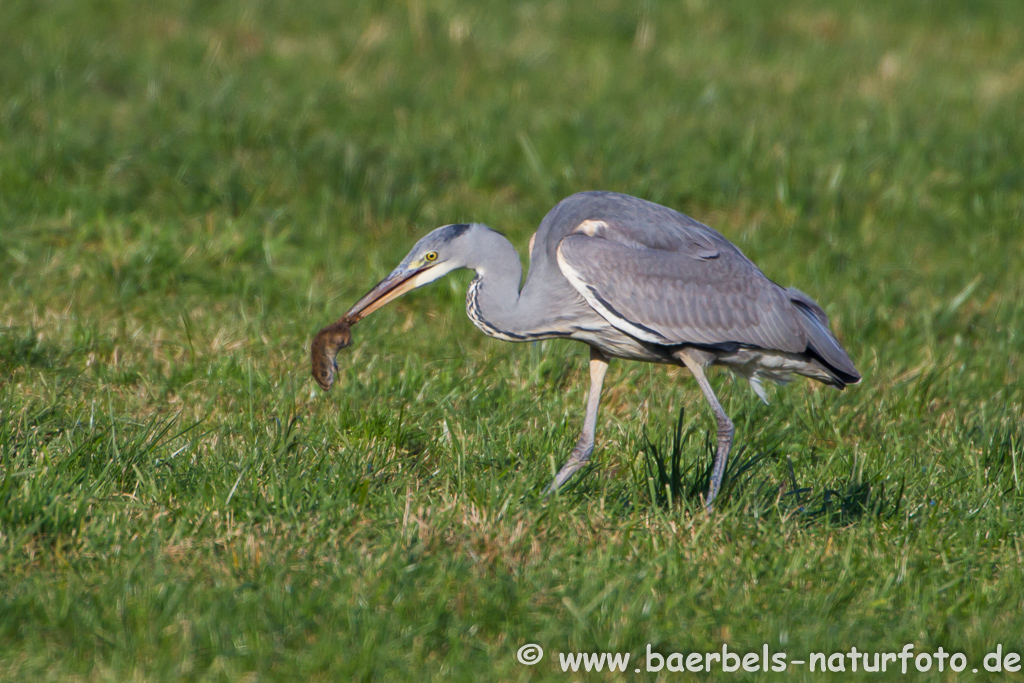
[703,419,734,512]
[543,448,593,497]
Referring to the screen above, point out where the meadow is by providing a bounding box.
[1,0,1023,680]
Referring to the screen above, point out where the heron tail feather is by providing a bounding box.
[787,288,861,387]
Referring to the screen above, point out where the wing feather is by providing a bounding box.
[556,230,808,353]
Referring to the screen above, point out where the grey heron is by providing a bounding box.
[316,191,860,509]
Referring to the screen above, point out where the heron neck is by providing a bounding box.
[465,230,531,339]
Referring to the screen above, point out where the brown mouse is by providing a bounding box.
[310,318,353,391]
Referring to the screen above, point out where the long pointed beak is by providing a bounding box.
[344,264,432,322]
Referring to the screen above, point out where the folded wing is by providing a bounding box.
[560,235,808,354]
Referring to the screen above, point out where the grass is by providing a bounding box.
[1,0,1023,679]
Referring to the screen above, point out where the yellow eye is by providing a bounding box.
[424,251,438,262]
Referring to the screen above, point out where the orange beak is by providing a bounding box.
[344,264,433,323]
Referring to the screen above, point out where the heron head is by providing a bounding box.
[344,223,477,321]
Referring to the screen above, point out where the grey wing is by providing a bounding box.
[555,229,808,353]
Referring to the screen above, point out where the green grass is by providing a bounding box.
[2,0,1024,680]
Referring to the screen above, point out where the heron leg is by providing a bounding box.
[544,346,609,496]
[676,350,734,511]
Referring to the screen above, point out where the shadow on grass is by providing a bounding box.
[631,407,905,526]
[0,326,72,372]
